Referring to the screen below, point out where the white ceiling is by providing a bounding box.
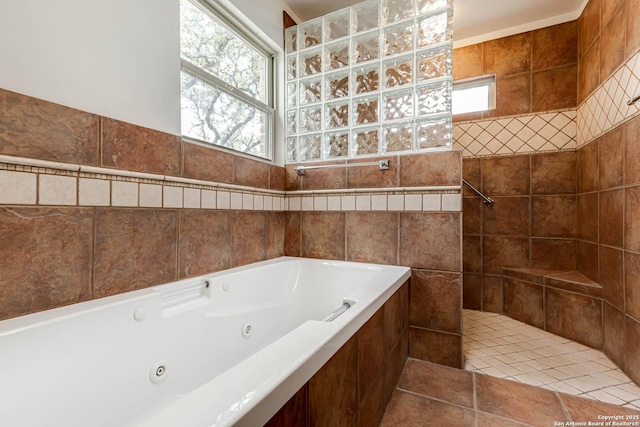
[285,0,587,47]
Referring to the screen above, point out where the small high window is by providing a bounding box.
[452,75,496,115]
[180,0,275,160]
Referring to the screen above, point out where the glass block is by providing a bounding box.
[299,105,322,133]
[353,95,379,125]
[353,30,380,64]
[381,0,414,24]
[418,12,451,48]
[287,54,297,80]
[325,8,350,41]
[383,121,413,152]
[417,0,450,15]
[417,80,451,116]
[353,62,380,94]
[285,26,297,53]
[286,110,297,135]
[325,100,349,129]
[352,0,379,33]
[383,22,414,56]
[352,126,380,155]
[325,70,349,99]
[325,41,350,71]
[383,55,412,89]
[287,136,298,161]
[417,44,452,81]
[299,133,322,160]
[299,77,322,105]
[287,82,297,108]
[300,18,322,49]
[300,47,323,77]
[325,131,350,157]
[416,115,452,149]
[384,89,414,121]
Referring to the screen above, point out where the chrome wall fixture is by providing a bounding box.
[295,159,390,175]
[462,178,494,207]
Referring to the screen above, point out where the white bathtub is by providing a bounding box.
[0,257,410,427]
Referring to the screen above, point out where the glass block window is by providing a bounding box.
[285,0,452,162]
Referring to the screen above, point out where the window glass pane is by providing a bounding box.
[452,77,494,115]
[181,72,268,158]
[180,0,267,104]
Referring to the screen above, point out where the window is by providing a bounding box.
[180,0,275,160]
[452,75,496,115]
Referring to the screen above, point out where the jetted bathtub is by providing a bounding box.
[0,257,410,426]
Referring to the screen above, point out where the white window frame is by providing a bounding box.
[452,75,496,115]
[180,0,276,161]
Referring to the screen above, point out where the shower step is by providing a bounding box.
[502,268,602,297]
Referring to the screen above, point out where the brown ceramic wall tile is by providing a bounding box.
[599,189,624,247]
[577,193,599,242]
[626,251,640,320]
[463,198,482,235]
[410,270,462,334]
[0,88,99,165]
[233,156,270,189]
[602,0,625,26]
[178,210,230,278]
[486,73,531,118]
[482,275,503,313]
[531,151,577,195]
[0,207,93,320]
[284,212,301,257]
[531,238,577,270]
[285,165,302,191]
[577,240,599,282]
[625,185,640,251]
[302,161,347,190]
[265,212,285,259]
[531,66,577,112]
[463,274,483,310]
[483,236,530,274]
[347,156,399,188]
[269,165,286,191]
[599,126,624,189]
[532,21,578,70]
[600,5,627,80]
[94,208,177,298]
[384,290,402,357]
[399,151,461,187]
[358,308,384,403]
[477,411,528,427]
[308,336,358,427]
[483,33,531,76]
[230,211,266,267]
[625,317,640,384]
[503,278,545,328]
[383,331,406,404]
[463,235,482,272]
[599,246,624,309]
[101,117,181,175]
[183,142,234,184]
[625,116,640,185]
[483,156,530,196]
[476,374,567,426]
[264,385,307,427]
[532,196,577,238]
[398,360,474,408]
[301,212,345,260]
[399,213,461,272]
[452,44,483,80]
[345,212,398,265]
[580,0,601,55]
[561,392,640,422]
[381,390,475,427]
[603,302,627,369]
[483,197,530,236]
[359,374,385,427]
[578,140,599,193]
[546,287,603,348]
[578,38,601,102]
[462,158,481,197]
[628,0,640,57]
[409,327,462,368]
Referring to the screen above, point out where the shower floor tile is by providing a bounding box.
[463,309,640,411]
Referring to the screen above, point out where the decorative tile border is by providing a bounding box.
[0,155,461,212]
[577,50,640,146]
[452,109,577,157]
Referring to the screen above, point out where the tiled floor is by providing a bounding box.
[463,309,640,410]
[381,359,640,427]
